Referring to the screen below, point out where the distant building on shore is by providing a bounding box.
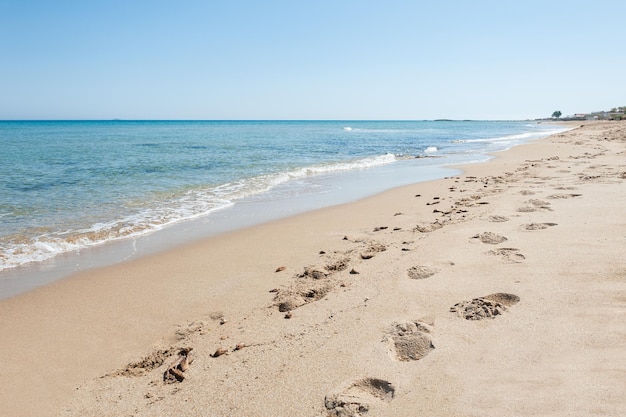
[540,106,624,121]
[562,108,624,121]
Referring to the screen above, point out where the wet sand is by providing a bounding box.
[1,121,625,416]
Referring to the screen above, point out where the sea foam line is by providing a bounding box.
[452,127,571,144]
[0,153,398,271]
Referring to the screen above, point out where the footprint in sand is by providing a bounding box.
[529,198,552,207]
[273,281,334,312]
[578,174,601,181]
[325,378,395,417]
[450,293,520,320]
[487,247,526,263]
[273,267,335,312]
[360,241,387,260]
[407,265,437,280]
[520,222,558,231]
[546,193,582,199]
[471,232,508,244]
[324,256,351,273]
[273,240,388,312]
[384,319,434,362]
[487,215,509,223]
[111,346,189,378]
[174,320,208,340]
[517,198,553,212]
[413,221,444,233]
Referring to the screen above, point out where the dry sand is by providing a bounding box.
[1,121,625,417]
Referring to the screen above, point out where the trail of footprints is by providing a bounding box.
[107,149,596,416]
[80,126,624,416]
[112,189,567,416]
[315,165,584,414]
[271,238,387,315]
[322,156,586,415]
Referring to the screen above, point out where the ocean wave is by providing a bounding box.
[451,127,570,145]
[0,154,398,271]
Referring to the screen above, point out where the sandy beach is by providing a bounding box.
[1,121,624,416]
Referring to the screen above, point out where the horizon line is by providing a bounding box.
[0,118,541,122]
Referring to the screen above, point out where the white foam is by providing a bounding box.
[424,146,438,153]
[456,127,570,145]
[0,153,399,272]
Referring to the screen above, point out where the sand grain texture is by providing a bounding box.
[1,121,625,416]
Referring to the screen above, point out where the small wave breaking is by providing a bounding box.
[451,127,570,146]
[0,154,398,271]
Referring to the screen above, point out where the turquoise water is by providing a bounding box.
[0,120,565,273]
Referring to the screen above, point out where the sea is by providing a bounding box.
[0,120,567,298]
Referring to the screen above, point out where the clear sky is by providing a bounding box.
[1,0,624,120]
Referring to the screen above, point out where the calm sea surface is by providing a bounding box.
[0,120,566,279]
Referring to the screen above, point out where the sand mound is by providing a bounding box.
[450,293,520,320]
[407,265,437,280]
[325,378,395,416]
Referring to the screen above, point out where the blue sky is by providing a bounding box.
[1,1,624,120]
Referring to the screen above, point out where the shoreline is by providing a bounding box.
[0,120,565,293]
[0,160,462,300]
[1,121,624,416]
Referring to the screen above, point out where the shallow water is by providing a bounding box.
[0,120,567,297]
